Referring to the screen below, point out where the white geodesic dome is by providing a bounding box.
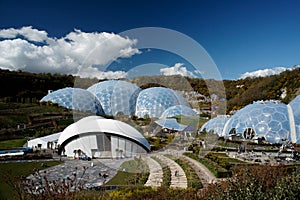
[41,87,104,115]
[87,80,141,116]
[135,87,189,118]
[223,102,291,143]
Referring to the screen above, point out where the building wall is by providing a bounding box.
[63,133,147,158]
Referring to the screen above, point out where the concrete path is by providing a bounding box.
[143,156,163,187]
[180,155,216,186]
[156,154,187,189]
[26,158,127,189]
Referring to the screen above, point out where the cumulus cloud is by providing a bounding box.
[239,66,292,79]
[0,26,49,42]
[0,26,140,79]
[77,66,127,79]
[160,63,196,77]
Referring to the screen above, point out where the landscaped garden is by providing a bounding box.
[166,154,203,189]
[0,160,63,199]
[106,157,149,186]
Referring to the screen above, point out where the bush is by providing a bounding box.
[108,186,198,200]
[198,164,299,200]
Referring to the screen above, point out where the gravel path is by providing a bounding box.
[26,158,128,189]
[143,156,163,187]
[156,154,187,189]
[180,155,216,186]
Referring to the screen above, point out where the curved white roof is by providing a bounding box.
[58,116,150,151]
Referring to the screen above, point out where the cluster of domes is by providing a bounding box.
[201,97,300,144]
[41,80,196,119]
[87,80,141,116]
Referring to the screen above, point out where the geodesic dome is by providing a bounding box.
[160,105,197,119]
[200,115,229,136]
[41,88,104,115]
[289,95,300,143]
[223,102,291,143]
[87,80,141,116]
[135,87,189,118]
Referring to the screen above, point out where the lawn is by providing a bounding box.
[0,138,27,149]
[0,160,63,199]
[106,158,149,186]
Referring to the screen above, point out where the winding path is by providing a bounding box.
[143,156,163,187]
[180,154,216,186]
[156,154,187,188]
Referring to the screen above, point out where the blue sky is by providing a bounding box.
[0,0,300,80]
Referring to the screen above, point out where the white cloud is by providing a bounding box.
[0,26,140,78]
[0,26,49,42]
[160,63,195,77]
[77,66,127,79]
[239,66,290,79]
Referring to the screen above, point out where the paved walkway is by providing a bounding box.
[143,156,163,187]
[156,154,187,189]
[181,155,216,186]
[26,158,128,189]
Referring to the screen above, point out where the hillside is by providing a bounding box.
[0,67,299,113]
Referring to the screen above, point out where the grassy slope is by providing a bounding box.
[0,161,63,199]
[106,158,149,186]
[0,102,67,129]
[0,138,27,149]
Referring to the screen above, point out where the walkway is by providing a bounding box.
[180,155,216,186]
[26,158,127,189]
[143,156,163,187]
[156,154,187,189]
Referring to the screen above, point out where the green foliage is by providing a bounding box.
[199,164,300,200]
[108,186,198,200]
[205,152,248,170]
[0,161,63,199]
[170,155,203,189]
[106,158,149,186]
[0,69,74,102]
[184,153,232,178]
[167,134,175,144]
[0,138,27,149]
[147,136,173,151]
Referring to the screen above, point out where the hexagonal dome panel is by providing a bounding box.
[223,102,291,143]
[160,105,197,119]
[200,115,229,136]
[135,87,189,118]
[87,80,141,116]
[41,88,104,115]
